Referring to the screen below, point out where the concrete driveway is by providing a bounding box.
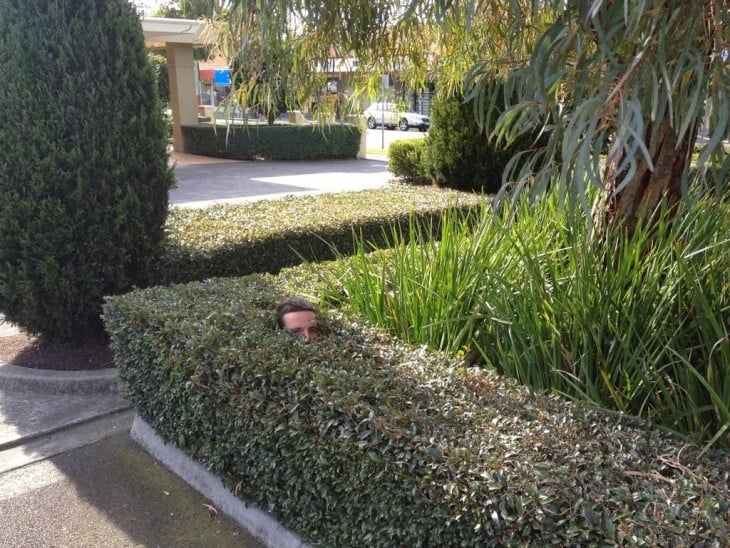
[169,153,393,208]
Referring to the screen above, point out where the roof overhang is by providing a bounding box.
[142,17,207,46]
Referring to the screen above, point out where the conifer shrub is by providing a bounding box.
[148,52,170,105]
[425,90,535,194]
[0,0,174,341]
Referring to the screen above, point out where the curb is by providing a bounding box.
[131,416,307,548]
[0,361,123,395]
[0,404,133,453]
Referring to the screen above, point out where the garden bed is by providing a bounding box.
[104,273,730,546]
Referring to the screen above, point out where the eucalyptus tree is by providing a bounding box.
[469,0,730,233]
[208,0,333,122]
[210,0,440,121]
[217,0,729,229]
[152,0,217,18]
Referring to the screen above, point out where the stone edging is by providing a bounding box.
[0,361,123,395]
[131,416,307,548]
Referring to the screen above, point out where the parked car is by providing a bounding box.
[364,102,430,132]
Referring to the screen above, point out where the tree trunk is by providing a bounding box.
[593,117,695,234]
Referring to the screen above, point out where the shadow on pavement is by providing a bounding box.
[170,158,392,207]
[0,433,263,547]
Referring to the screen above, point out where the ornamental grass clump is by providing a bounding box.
[330,192,730,449]
[103,274,730,546]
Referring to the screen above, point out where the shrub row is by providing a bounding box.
[181,123,361,160]
[159,187,483,284]
[388,140,430,185]
[103,274,730,546]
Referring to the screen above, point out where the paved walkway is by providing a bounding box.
[170,152,391,208]
[0,153,392,547]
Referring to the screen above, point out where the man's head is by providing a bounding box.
[274,297,318,343]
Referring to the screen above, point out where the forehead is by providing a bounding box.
[281,310,317,328]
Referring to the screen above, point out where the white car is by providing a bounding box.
[364,102,430,132]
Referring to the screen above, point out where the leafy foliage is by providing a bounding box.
[0,0,173,340]
[151,0,214,19]
[425,92,518,193]
[148,52,170,105]
[464,1,730,211]
[387,140,430,185]
[210,0,334,124]
[104,274,730,546]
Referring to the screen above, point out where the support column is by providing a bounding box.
[166,42,198,153]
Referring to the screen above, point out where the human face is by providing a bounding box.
[281,310,318,342]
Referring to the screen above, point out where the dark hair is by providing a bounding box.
[274,297,316,329]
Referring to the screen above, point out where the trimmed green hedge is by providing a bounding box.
[160,187,483,284]
[181,123,361,160]
[103,274,730,546]
[388,140,431,185]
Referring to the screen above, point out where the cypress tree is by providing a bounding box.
[425,88,540,194]
[0,0,174,341]
[425,92,507,194]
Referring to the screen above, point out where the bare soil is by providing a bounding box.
[0,331,115,371]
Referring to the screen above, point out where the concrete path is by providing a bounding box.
[170,152,391,208]
[0,432,257,548]
[0,152,394,547]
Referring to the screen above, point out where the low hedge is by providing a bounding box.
[103,273,730,546]
[388,140,431,185]
[159,187,483,284]
[181,123,361,160]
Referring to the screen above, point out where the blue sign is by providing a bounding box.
[214,69,231,86]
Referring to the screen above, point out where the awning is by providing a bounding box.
[142,17,206,46]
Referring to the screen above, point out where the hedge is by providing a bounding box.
[388,140,431,185]
[159,187,483,284]
[103,273,730,546]
[181,123,361,160]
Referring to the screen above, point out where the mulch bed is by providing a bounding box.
[0,332,115,371]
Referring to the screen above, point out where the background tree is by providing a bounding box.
[0,0,174,341]
[426,86,542,193]
[209,1,327,123]
[465,1,730,233]
[152,0,216,61]
[152,0,216,19]
[218,0,729,227]
[148,52,170,105]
